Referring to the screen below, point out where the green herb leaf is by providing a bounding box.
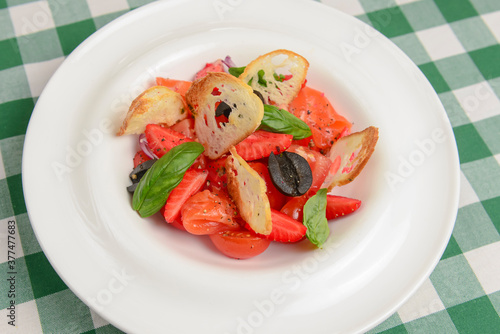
[273,73,286,82]
[258,104,312,140]
[228,66,246,77]
[132,142,204,217]
[257,69,267,87]
[303,188,329,247]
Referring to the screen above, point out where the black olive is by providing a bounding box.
[253,90,265,104]
[127,159,157,193]
[215,101,232,118]
[268,152,312,197]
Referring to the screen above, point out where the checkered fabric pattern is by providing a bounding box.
[0,0,499,333]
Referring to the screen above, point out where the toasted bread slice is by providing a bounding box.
[117,86,187,136]
[239,49,309,107]
[186,72,264,159]
[322,126,379,190]
[226,147,272,235]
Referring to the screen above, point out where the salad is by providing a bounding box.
[117,49,378,259]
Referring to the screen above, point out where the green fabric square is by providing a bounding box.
[367,7,414,38]
[469,45,500,80]
[418,62,451,93]
[430,255,484,307]
[355,14,373,26]
[95,325,126,334]
[56,19,96,55]
[93,10,128,30]
[17,213,42,256]
[0,257,35,309]
[82,330,97,334]
[0,178,15,219]
[400,0,446,31]
[441,235,462,260]
[0,135,24,177]
[447,296,500,333]
[127,0,154,9]
[24,251,67,299]
[438,91,470,127]
[453,123,492,164]
[47,0,91,26]
[359,0,397,12]
[434,54,485,90]
[462,157,500,200]
[17,29,64,63]
[6,174,26,215]
[450,17,497,52]
[452,203,499,252]
[482,196,500,235]
[0,98,34,140]
[434,0,479,23]
[390,33,430,65]
[404,310,458,333]
[0,0,6,9]
[0,66,32,104]
[367,312,403,333]
[36,289,95,334]
[489,290,500,317]
[0,8,15,39]
[489,77,500,101]
[469,0,500,14]
[372,324,408,334]
[474,115,500,154]
[0,38,23,71]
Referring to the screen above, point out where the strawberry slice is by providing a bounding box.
[163,169,208,223]
[325,195,361,219]
[193,59,225,80]
[234,131,293,161]
[248,209,306,243]
[145,124,193,158]
[133,150,152,168]
[169,118,196,139]
[248,162,287,210]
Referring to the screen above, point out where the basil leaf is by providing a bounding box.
[303,188,329,247]
[259,104,312,140]
[273,73,286,82]
[132,142,204,217]
[257,69,267,87]
[228,66,245,77]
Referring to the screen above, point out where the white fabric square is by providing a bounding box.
[452,82,500,122]
[0,149,6,180]
[397,279,446,323]
[458,170,480,208]
[86,0,129,17]
[0,217,24,263]
[416,25,466,61]
[9,1,56,37]
[481,12,500,43]
[24,57,65,98]
[0,300,42,333]
[464,241,500,294]
[395,0,420,5]
[321,0,365,16]
[495,154,500,166]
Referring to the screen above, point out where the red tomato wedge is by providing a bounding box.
[234,131,293,161]
[249,162,287,210]
[206,156,228,191]
[133,150,152,168]
[163,169,208,223]
[280,196,309,222]
[169,118,196,139]
[289,86,352,150]
[209,229,271,259]
[287,145,332,195]
[326,195,361,220]
[145,124,193,158]
[155,77,192,96]
[193,59,225,80]
[249,209,306,243]
[181,190,239,235]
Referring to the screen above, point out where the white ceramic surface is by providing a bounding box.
[22,0,460,333]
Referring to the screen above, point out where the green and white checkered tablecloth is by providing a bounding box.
[1,0,499,333]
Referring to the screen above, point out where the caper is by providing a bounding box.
[267,152,312,197]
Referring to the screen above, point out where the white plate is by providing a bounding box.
[22,0,460,333]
